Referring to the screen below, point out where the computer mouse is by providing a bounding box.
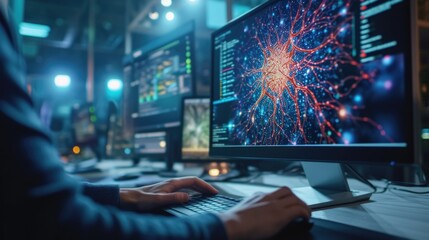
[114,172,141,181]
[274,217,314,238]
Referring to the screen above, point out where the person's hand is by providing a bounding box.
[218,187,311,240]
[119,176,218,212]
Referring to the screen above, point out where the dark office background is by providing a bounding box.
[6,0,429,173]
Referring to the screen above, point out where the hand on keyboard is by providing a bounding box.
[119,176,219,212]
[218,187,311,240]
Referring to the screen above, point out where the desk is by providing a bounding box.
[214,174,429,240]
[72,161,429,240]
[71,160,204,187]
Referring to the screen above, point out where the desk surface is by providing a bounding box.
[73,160,429,240]
[215,174,429,240]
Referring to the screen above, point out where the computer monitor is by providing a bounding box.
[104,101,132,159]
[71,103,98,148]
[133,131,167,158]
[128,22,195,133]
[181,97,211,161]
[66,103,100,173]
[210,0,421,208]
[124,22,195,171]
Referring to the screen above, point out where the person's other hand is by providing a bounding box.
[119,176,218,212]
[218,187,311,240]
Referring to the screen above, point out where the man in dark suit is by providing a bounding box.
[0,2,310,239]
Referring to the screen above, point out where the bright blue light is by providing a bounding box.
[124,148,132,155]
[354,94,362,103]
[342,132,353,145]
[20,22,51,38]
[54,75,71,88]
[107,79,123,91]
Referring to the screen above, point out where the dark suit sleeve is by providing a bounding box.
[81,183,121,206]
[0,11,228,240]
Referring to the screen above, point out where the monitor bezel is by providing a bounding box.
[209,0,420,165]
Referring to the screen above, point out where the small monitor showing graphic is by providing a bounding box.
[181,97,210,160]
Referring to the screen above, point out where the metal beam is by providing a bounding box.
[87,0,95,103]
[125,0,132,54]
[226,0,233,21]
[127,0,157,32]
[60,1,88,49]
[10,0,25,25]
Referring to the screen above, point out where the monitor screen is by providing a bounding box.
[181,97,211,160]
[127,23,195,133]
[71,103,97,146]
[134,131,167,157]
[210,0,417,163]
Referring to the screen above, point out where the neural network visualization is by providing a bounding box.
[231,0,401,145]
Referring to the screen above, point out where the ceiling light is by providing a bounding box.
[107,79,123,91]
[149,11,159,20]
[19,22,51,38]
[165,11,175,21]
[54,75,71,88]
[161,0,172,7]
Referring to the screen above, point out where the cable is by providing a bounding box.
[372,180,392,194]
[344,164,429,194]
[344,164,378,193]
[390,187,429,194]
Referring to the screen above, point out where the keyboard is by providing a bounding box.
[165,194,243,216]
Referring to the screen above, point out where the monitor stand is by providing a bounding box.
[157,159,178,177]
[294,162,372,210]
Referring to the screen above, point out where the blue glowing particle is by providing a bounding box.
[382,55,393,66]
[342,132,353,144]
[124,148,131,155]
[354,94,362,103]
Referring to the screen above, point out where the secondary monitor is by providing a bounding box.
[68,103,100,165]
[71,103,98,147]
[128,22,195,133]
[133,131,167,157]
[210,0,420,208]
[181,97,211,161]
